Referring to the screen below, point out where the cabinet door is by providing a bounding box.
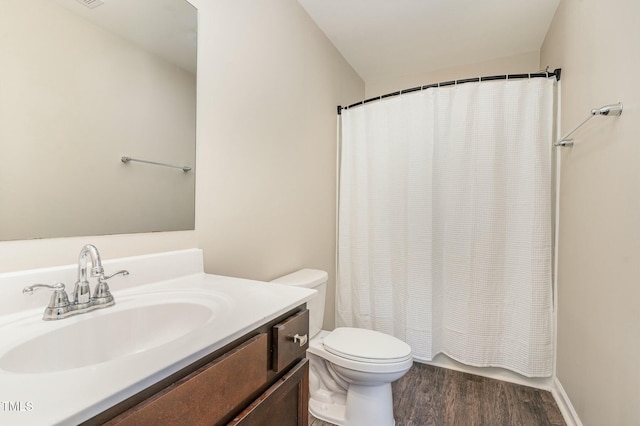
[228,358,309,426]
[106,333,269,426]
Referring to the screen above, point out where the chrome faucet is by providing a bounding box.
[74,244,129,309]
[23,244,129,320]
[73,244,103,309]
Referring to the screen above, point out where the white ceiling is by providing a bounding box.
[297,0,560,83]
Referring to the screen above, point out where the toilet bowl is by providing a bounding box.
[307,329,412,425]
[271,269,413,426]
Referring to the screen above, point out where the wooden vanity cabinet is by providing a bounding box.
[87,305,309,426]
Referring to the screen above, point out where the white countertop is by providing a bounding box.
[0,250,315,425]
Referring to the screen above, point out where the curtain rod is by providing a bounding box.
[337,68,561,115]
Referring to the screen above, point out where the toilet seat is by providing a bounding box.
[323,327,412,364]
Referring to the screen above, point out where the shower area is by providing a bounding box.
[335,72,559,379]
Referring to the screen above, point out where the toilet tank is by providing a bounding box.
[270,269,327,339]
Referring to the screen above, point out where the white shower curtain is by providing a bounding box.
[337,78,555,377]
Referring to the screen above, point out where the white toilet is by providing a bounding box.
[271,269,413,426]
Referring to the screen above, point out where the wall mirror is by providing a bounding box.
[0,0,197,241]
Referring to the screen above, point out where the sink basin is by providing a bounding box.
[0,296,224,374]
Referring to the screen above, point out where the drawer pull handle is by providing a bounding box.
[293,333,308,347]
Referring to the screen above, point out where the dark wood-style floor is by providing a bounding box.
[309,363,566,426]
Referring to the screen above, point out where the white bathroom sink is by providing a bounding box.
[0,250,317,426]
[0,291,230,374]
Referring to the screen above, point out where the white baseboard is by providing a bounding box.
[551,377,583,426]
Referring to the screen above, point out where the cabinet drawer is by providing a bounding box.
[228,358,309,426]
[272,309,309,372]
[106,333,269,426]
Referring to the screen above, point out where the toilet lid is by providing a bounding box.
[323,327,412,364]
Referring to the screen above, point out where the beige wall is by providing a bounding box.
[365,51,540,97]
[192,0,364,330]
[0,0,196,240]
[541,1,640,425]
[0,0,364,337]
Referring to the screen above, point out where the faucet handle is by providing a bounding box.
[101,270,130,281]
[23,282,65,295]
[92,270,129,307]
[23,283,72,320]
